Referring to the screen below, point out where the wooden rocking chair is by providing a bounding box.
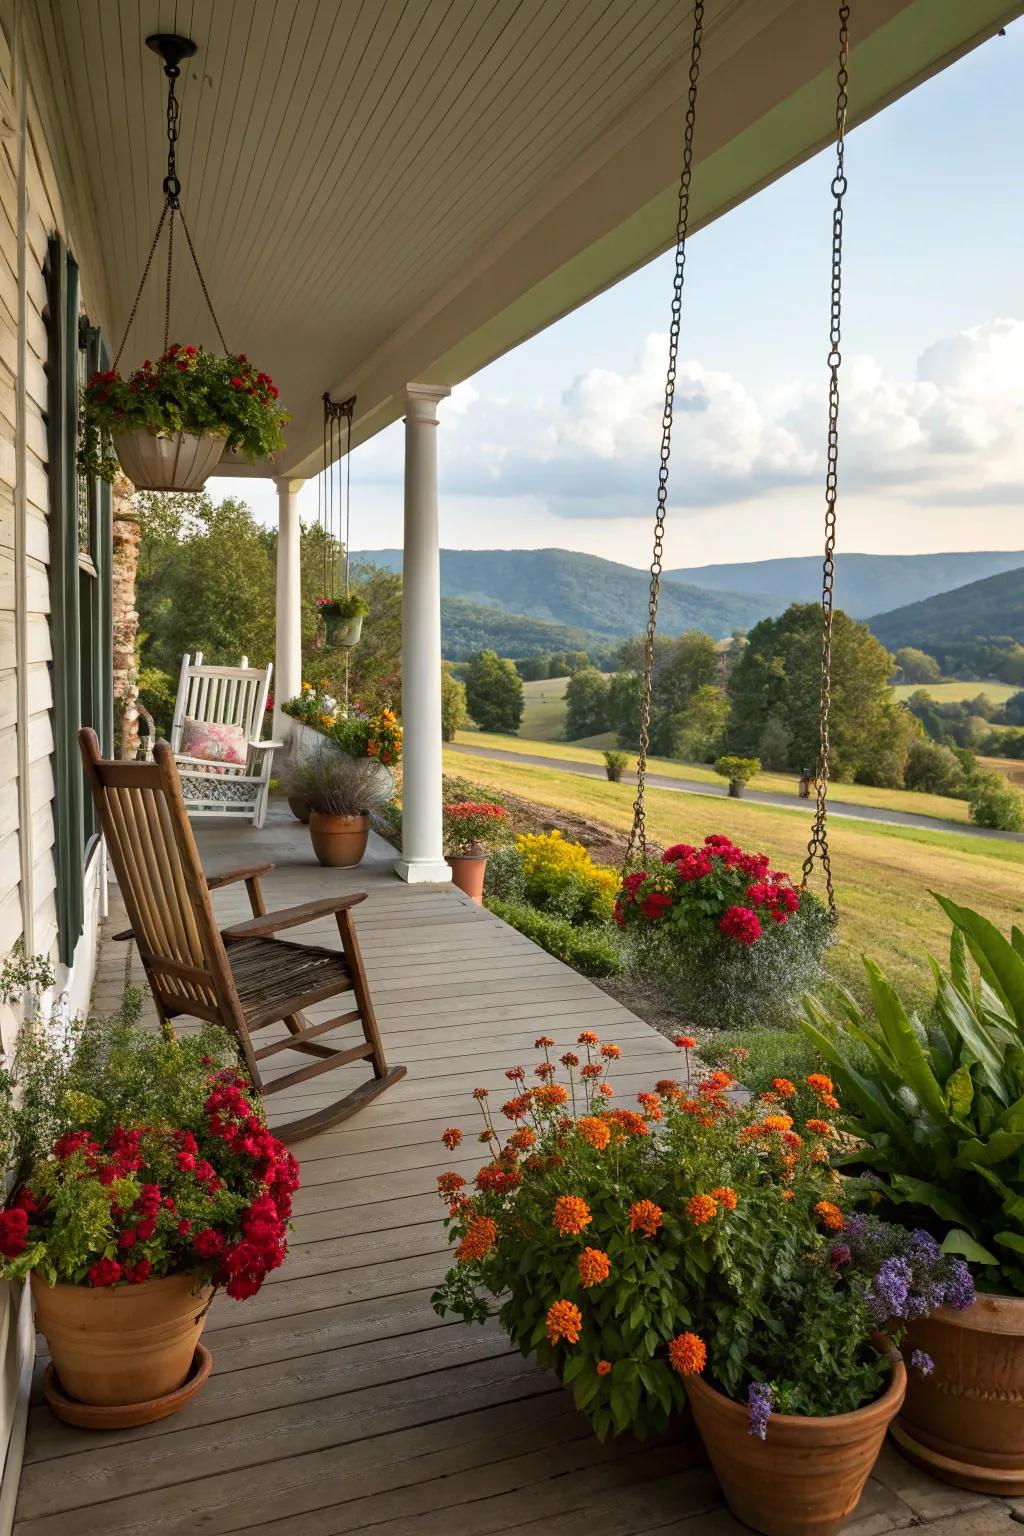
[79,728,406,1142]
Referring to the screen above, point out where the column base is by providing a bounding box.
[393,857,452,885]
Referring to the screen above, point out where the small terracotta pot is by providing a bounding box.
[892,1294,1024,1494]
[31,1271,212,1414]
[112,428,225,491]
[309,810,370,866]
[288,795,311,824]
[447,854,487,902]
[686,1363,906,1536]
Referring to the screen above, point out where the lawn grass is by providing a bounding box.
[457,730,975,826]
[442,746,1024,1008]
[891,679,1017,706]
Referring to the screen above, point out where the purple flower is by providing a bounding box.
[911,1349,934,1376]
[908,1229,940,1259]
[868,1255,912,1322]
[943,1259,976,1311]
[747,1380,773,1441]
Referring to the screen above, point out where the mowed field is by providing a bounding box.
[890,678,1017,705]
[442,745,1024,1007]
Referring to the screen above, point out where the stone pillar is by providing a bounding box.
[394,384,451,884]
[274,476,305,742]
[110,472,141,758]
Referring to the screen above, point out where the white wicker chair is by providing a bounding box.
[169,652,280,828]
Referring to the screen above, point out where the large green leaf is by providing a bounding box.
[955,1131,1024,1169]
[889,1173,974,1229]
[995,1231,1024,1255]
[944,1062,974,1122]
[935,894,1024,1030]
[949,924,973,1003]
[934,974,1010,1106]
[942,1228,998,1264]
[1012,926,1024,961]
[798,999,905,1138]
[864,960,947,1122]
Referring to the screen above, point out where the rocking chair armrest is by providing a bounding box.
[220,892,368,940]
[249,739,283,753]
[205,862,276,892]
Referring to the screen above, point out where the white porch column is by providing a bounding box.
[395,384,451,884]
[273,476,305,742]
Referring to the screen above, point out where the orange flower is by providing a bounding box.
[655,1078,680,1096]
[758,1090,781,1106]
[577,1031,600,1046]
[535,1083,570,1109]
[701,1070,734,1094]
[675,1035,697,1049]
[628,1199,663,1238]
[436,1171,467,1203]
[577,1116,611,1152]
[637,1091,663,1121]
[534,1035,555,1049]
[815,1200,845,1231]
[820,1092,841,1111]
[711,1186,738,1211]
[456,1215,497,1263]
[596,1359,612,1376]
[578,1247,612,1288]
[811,1146,830,1164]
[806,1073,834,1095]
[782,1131,804,1150]
[534,1062,555,1079]
[600,1043,622,1060]
[553,1194,592,1237]
[508,1126,536,1152]
[772,1077,796,1096]
[546,1299,583,1346]
[597,1082,614,1099]
[761,1114,794,1134]
[441,1127,463,1150]
[737,1124,766,1145]
[609,1109,649,1139]
[668,1332,706,1376]
[686,1193,719,1226]
[805,1119,833,1138]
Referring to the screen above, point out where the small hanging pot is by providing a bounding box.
[318,602,366,649]
[112,428,226,492]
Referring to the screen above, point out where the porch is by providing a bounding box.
[12,807,1015,1535]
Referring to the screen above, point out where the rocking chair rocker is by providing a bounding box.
[79,728,406,1142]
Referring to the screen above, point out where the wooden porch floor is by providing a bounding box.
[13,805,1017,1535]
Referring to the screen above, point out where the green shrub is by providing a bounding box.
[714,754,760,787]
[903,739,969,798]
[696,1028,825,1096]
[516,830,617,924]
[968,769,1024,830]
[486,897,622,977]
[483,843,527,904]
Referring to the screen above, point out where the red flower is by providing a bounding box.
[193,1228,225,1258]
[719,905,762,945]
[230,376,245,389]
[123,1259,152,1285]
[640,891,672,921]
[88,1258,122,1287]
[0,1208,29,1258]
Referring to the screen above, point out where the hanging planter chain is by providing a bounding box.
[624,0,704,867]
[801,2,851,915]
[113,35,229,369]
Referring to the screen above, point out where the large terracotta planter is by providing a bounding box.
[31,1271,212,1414]
[686,1363,906,1536]
[447,854,487,902]
[892,1294,1024,1494]
[288,795,311,824]
[309,810,370,866]
[112,428,225,491]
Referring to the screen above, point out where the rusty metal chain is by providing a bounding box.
[801,1,851,915]
[625,0,704,866]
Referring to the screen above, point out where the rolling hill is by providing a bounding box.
[869,565,1024,651]
[666,551,1024,619]
[440,597,617,663]
[356,548,778,639]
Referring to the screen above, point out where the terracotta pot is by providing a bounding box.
[686,1362,906,1536]
[309,810,370,866]
[728,780,745,798]
[288,795,311,824]
[892,1294,1024,1494]
[447,854,487,902]
[324,612,364,648]
[112,428,225,491]
[31,1271,212,1412]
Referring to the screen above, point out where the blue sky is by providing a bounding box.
[223,22,1024,570]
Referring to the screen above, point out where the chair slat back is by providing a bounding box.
[79,729,235,1015]
[170,652,272,752]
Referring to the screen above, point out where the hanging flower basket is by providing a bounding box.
[79,346,289,491]
[316,594,369,648]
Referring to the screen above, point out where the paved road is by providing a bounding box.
[450,741,1024,844]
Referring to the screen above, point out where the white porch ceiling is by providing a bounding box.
[30,0,1024,479]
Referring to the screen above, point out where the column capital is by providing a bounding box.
[274,475,306,495]
[403,382,450,425]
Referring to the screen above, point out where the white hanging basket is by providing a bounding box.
[324,612,364,648]
[113,428,226,492]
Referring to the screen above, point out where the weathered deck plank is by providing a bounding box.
[13,809,1015,1535]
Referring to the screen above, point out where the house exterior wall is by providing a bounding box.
[0,8,112,1523]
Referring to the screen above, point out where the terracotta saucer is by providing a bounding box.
[42,1343,212,1429]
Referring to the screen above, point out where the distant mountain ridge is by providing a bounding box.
[665,551,1024,620]
[439,597,617,663]
[868,565,1024,650]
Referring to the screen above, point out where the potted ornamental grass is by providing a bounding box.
[279,740,395,867]
[602,750,629,783]
[714,753,761,799]
[316,593,369,648]
[78,344,289,491]
[442,800,509,901]
[432,1040,962,1535]
[615,832,832,1031]
[799,893,1024,1494]
[0,996,298,1427]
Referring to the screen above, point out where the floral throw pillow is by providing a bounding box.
[178,718,247,768]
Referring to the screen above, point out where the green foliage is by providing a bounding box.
[565,668,610,739]
[442,801,510,856]
[516,831,617,924]
[486,898,623,977]
[278,743,395,817]
[136,665,177,739]
[903,739,970,798]
[441,599,614,666]
[482,844,528,905]
[612,631,721,758]
[465,650,525,734]
[870,566,1024,683]
[696,1028,824,1097]
[603,750,628,782]
[79,346,289,482]
[969,770,1024,831]
[893,647,942,685]
[798,894,1024,1293]
[905,687,1001,751]
[728,603,918,784]
[714,754,760,787]
[317,592,369,621]
[673,683,729,761]
[441,664,468,742]
[1003,691,1024,727]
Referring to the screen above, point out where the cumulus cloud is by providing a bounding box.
[358,317,1024,521]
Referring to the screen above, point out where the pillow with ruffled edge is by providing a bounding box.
[179,718,247,768]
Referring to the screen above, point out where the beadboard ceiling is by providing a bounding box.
[29,0,1023,478]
